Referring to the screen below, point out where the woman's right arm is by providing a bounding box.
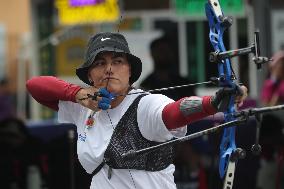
[26,76,81,111]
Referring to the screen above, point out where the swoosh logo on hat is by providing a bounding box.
[101,37,110,41]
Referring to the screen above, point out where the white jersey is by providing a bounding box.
[58,89,187,189]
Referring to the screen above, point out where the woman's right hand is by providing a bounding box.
[75,87,101,111]
[75,87,114,111]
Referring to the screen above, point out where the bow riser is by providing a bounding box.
[206,4,235,85]
[206,1,237,179]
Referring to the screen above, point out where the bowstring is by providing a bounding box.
[101,4,138,182]
[79,80,214,101]
[105,52,137,188]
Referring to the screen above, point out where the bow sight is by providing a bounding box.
[209,30,271,69]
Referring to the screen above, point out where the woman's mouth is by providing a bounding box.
[103,77,117,81]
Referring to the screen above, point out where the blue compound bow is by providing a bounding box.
[205,1,240,188]
[205,0,269,188]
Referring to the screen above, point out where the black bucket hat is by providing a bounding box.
[76,32,142,85]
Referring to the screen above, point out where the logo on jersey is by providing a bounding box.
[79,132,87,142]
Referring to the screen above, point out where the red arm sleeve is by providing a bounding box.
[26,76,81,111]
[162,96,217,130]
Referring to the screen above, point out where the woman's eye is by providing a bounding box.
[113,58,123,64]
[94,61,105,66]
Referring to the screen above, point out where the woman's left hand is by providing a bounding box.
[235,85,248,108]
[211,85,248,112]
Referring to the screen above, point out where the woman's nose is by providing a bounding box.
[105,62,113,74]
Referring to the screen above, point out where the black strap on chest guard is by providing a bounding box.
[103,94,174,171]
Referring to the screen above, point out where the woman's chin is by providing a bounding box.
[107,85,129,95]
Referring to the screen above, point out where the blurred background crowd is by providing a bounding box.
[0,0,284,188]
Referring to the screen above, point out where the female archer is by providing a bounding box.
[26,32,247,189]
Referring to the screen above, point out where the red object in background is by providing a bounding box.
[198,166,208,189]
[41,155,49,175]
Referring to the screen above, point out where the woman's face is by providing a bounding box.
[88,51,131,94]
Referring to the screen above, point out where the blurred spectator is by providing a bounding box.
[259,50,284,189]
[0,117,44,189]
[257,114,284,189]
[0,78,15,120]
[261,51,284,106]
[140,35,195,100]
[260,50,284,131]
[174,141,208,189]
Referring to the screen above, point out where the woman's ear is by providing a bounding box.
[88,72,94,85]
[88,76,94,85]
